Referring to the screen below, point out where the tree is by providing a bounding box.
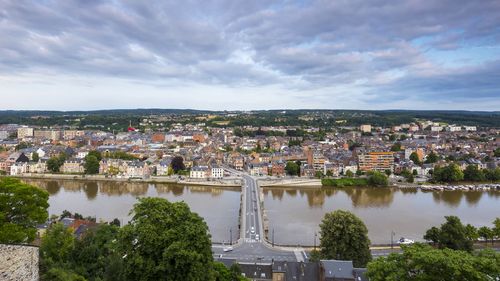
[84,155,100,174]
[32,152,40,162]
[465,224,479,241]
[425,151,439,164]
[345,170,354,178]
[478,226,494,245]
[47,153,66,173]
[484,168,500,181]
[432,163,464,183]
[384,169,391,176]
[494,148,500,157]
[366,244,500,281]
[423,216,473,252]
[40,223,75,272]
[0,177,49,243]
[87,150,102,161]
[318,210,371,267]
[367,171,389,186]
[409,152,421,165]
[43,267,87,281]
[170,156,185,173]
[315,171,324,179]
[493,218,500,238]
[463,165,485,182]
[213,262,248,281]
[118,197,215,281]
[285,161,299,176]
[390,142,402,151]
[69,224,121,280]
[15,141,30,151]
[110,218,121,227]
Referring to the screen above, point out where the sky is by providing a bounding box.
[0,0,499,111]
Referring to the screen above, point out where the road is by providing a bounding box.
[214,168,300,262]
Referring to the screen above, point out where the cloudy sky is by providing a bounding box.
[1,0,499,111]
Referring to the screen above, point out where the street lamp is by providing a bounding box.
[314,232,317,251]
[230,228,232,245]
[391,230,395,250]
[272,228,275,247]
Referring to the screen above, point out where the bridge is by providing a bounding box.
[212,168,306,262]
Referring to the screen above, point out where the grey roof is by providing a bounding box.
[321,260,354,279]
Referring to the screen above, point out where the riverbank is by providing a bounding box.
[258,178,322,187]
[7,173,242,187]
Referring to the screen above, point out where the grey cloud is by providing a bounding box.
[0,0,499,108]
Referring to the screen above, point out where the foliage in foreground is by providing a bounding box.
[366,244,500,281]
[39,197,246,281]
[318,210,372,267]
[0,177,49,243]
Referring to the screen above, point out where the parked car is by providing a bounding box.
[397,237,415,245]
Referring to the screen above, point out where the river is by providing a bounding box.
[22,179,241,243]
[263,186,500,245]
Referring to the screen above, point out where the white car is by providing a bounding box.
[250,226,255,234]
[397,237,415,245]
[223,246,233,252]
[255,234,260,241]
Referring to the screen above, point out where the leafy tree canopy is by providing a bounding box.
[318,210,372,267]
[0,177,49,243]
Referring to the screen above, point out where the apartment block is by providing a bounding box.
[358,152,394,172]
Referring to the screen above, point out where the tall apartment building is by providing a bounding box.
[34,130,61,141]
[17,127,34,139]
[358,152,394,172]
[306,149,326,171]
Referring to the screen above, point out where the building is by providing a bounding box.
[190,166,209,178]
[358,152,394,172]
[62,159,84,174]
[359,125,372,133]
[17,127,34,139]
[63,130,85,140]
[211,165,224,179]
[34,130,61,141]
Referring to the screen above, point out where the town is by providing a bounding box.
[1,111,499,188]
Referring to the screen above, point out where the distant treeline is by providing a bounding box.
[1,109,499,129]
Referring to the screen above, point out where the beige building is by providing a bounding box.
[34,130,61,140]
[359,124,372,133]
[17,127,34,139]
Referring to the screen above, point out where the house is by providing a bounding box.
[125,161,150,178]
[211,165,224,179]
[272,261,319,281]
[250,163,269,176]
[62,158,84,174]
[190,166,209,179]
[301,163,315,177]
[239,262,273,281]
[10,162,28,175]
[270,160,286,177]
[320,260,355,281]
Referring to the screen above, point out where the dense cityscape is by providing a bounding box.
[1,0,500,280]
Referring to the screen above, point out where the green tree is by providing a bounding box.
[345,170,354,178]
[118,197,215,281]
[425,151,439,163]
[69,224,120,280]
[170,156,185,173]
[367,171,389,186]
[493,218,500,238]
[15,141,30,151]
[463,165,485,182]
[285,161,299,176]
[465,224,479,241]
[40,223,75,272]
[47,153,66,173]
[0,177,49,243]
[390,142,402,151]
[32,152,40,162]
[484,168,500,181]
[43,267,87,281]
[494,148,500,157]
[87,150,102,161]
[478,226,494,245]
[84,155,100,174]
[366,244,500,281]
[432,163,464,183]
[423,216,473,252]
[318,210,371,267]
[409,152,421,165]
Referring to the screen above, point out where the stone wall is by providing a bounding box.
[0,244,39,281]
